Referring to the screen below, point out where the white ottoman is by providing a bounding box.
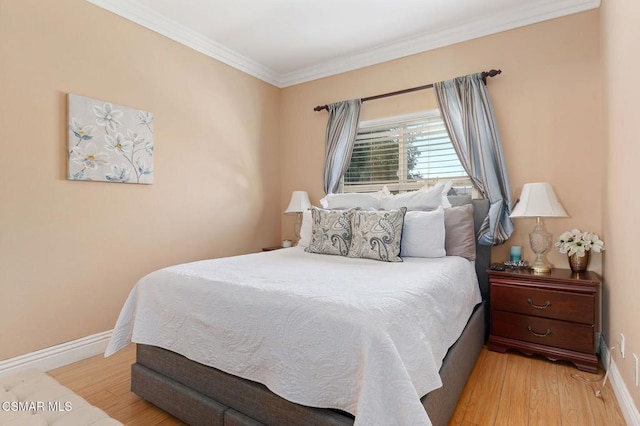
[0,368,123,426]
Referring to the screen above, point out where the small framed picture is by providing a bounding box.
[67,94,154,184]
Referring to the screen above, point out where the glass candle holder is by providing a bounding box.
[510,246,522,262]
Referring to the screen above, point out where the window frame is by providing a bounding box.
[341,110,474,195]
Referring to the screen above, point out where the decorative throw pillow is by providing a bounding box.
[348,208,407,262]
[380,182,445,210]
[305,207,354,256]
[444,204,476,260]
[400,207,446,258]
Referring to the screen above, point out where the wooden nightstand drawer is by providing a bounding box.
[492,311,595,354]
[492,283,595,324]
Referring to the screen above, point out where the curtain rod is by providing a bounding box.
[313,69,502,112]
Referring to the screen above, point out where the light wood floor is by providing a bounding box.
[48,345,625,425]
[49,345,183,426]
[451,348,625,425]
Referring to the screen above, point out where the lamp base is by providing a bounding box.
[529,217,552,274]
[293,212,302,241]
[530,258,551,274]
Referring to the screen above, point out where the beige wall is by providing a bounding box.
[281,11,603,275]
[0,0,281,359]
[601,0,640,407]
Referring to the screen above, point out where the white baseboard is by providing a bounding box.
[0,330,113,378]
[600,337,640,425]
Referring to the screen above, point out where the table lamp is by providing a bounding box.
[510,183,568,273]
[284,190,311,240]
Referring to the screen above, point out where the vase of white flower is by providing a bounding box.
[554,229,605,273]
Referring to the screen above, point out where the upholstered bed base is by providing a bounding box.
[131,301,485,426]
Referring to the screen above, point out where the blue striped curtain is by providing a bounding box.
[323,99,362,194]
[434,73,514,246]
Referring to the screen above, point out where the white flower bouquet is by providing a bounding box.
[554,229,605,257]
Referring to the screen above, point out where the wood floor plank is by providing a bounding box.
[528,356,561,426]
[494,351,532,425]
[448,348,488,425]
[154,417,187,426]
[563,367,625,426]
[456,348,508,425]
[558,365,595,425]
[108,399,169,425]
[599,376,626,425]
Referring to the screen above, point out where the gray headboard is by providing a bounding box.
[448,196,491,301]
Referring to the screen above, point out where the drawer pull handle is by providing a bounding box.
[527,298,551,310]
[527,326,552,338]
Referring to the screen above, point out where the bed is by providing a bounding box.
[106,196,491,426]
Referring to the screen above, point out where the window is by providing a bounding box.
[342,110,474,195]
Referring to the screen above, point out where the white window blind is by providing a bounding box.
[342,110,474,194]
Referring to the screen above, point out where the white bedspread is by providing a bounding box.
[106,247,481,426]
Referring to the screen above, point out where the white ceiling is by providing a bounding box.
[87,0,600,87]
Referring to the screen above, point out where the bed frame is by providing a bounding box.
[130,198,491,426]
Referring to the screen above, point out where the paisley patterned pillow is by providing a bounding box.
[348,208,407,262]
[305,207,355,256]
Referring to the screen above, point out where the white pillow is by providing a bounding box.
[414,180,454,208]
[381,182,445,210]
[440,180,453,208]
[400,206,446,258]
[320,192,381,209]
[297,209,312,248]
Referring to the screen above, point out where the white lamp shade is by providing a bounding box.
[510,182,568,218]
[284,191,311,214]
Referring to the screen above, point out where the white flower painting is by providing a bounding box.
[68,94,154,184]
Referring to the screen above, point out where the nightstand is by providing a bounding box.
[488,268,601,373]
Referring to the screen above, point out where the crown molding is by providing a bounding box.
[85,0,281,86]
[86,0,600,88]
[279,0,601,86]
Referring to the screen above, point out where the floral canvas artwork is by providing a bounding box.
[67,94,154,184]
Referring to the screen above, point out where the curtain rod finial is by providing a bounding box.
[481,69,502,84]
[314,105,328,112]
